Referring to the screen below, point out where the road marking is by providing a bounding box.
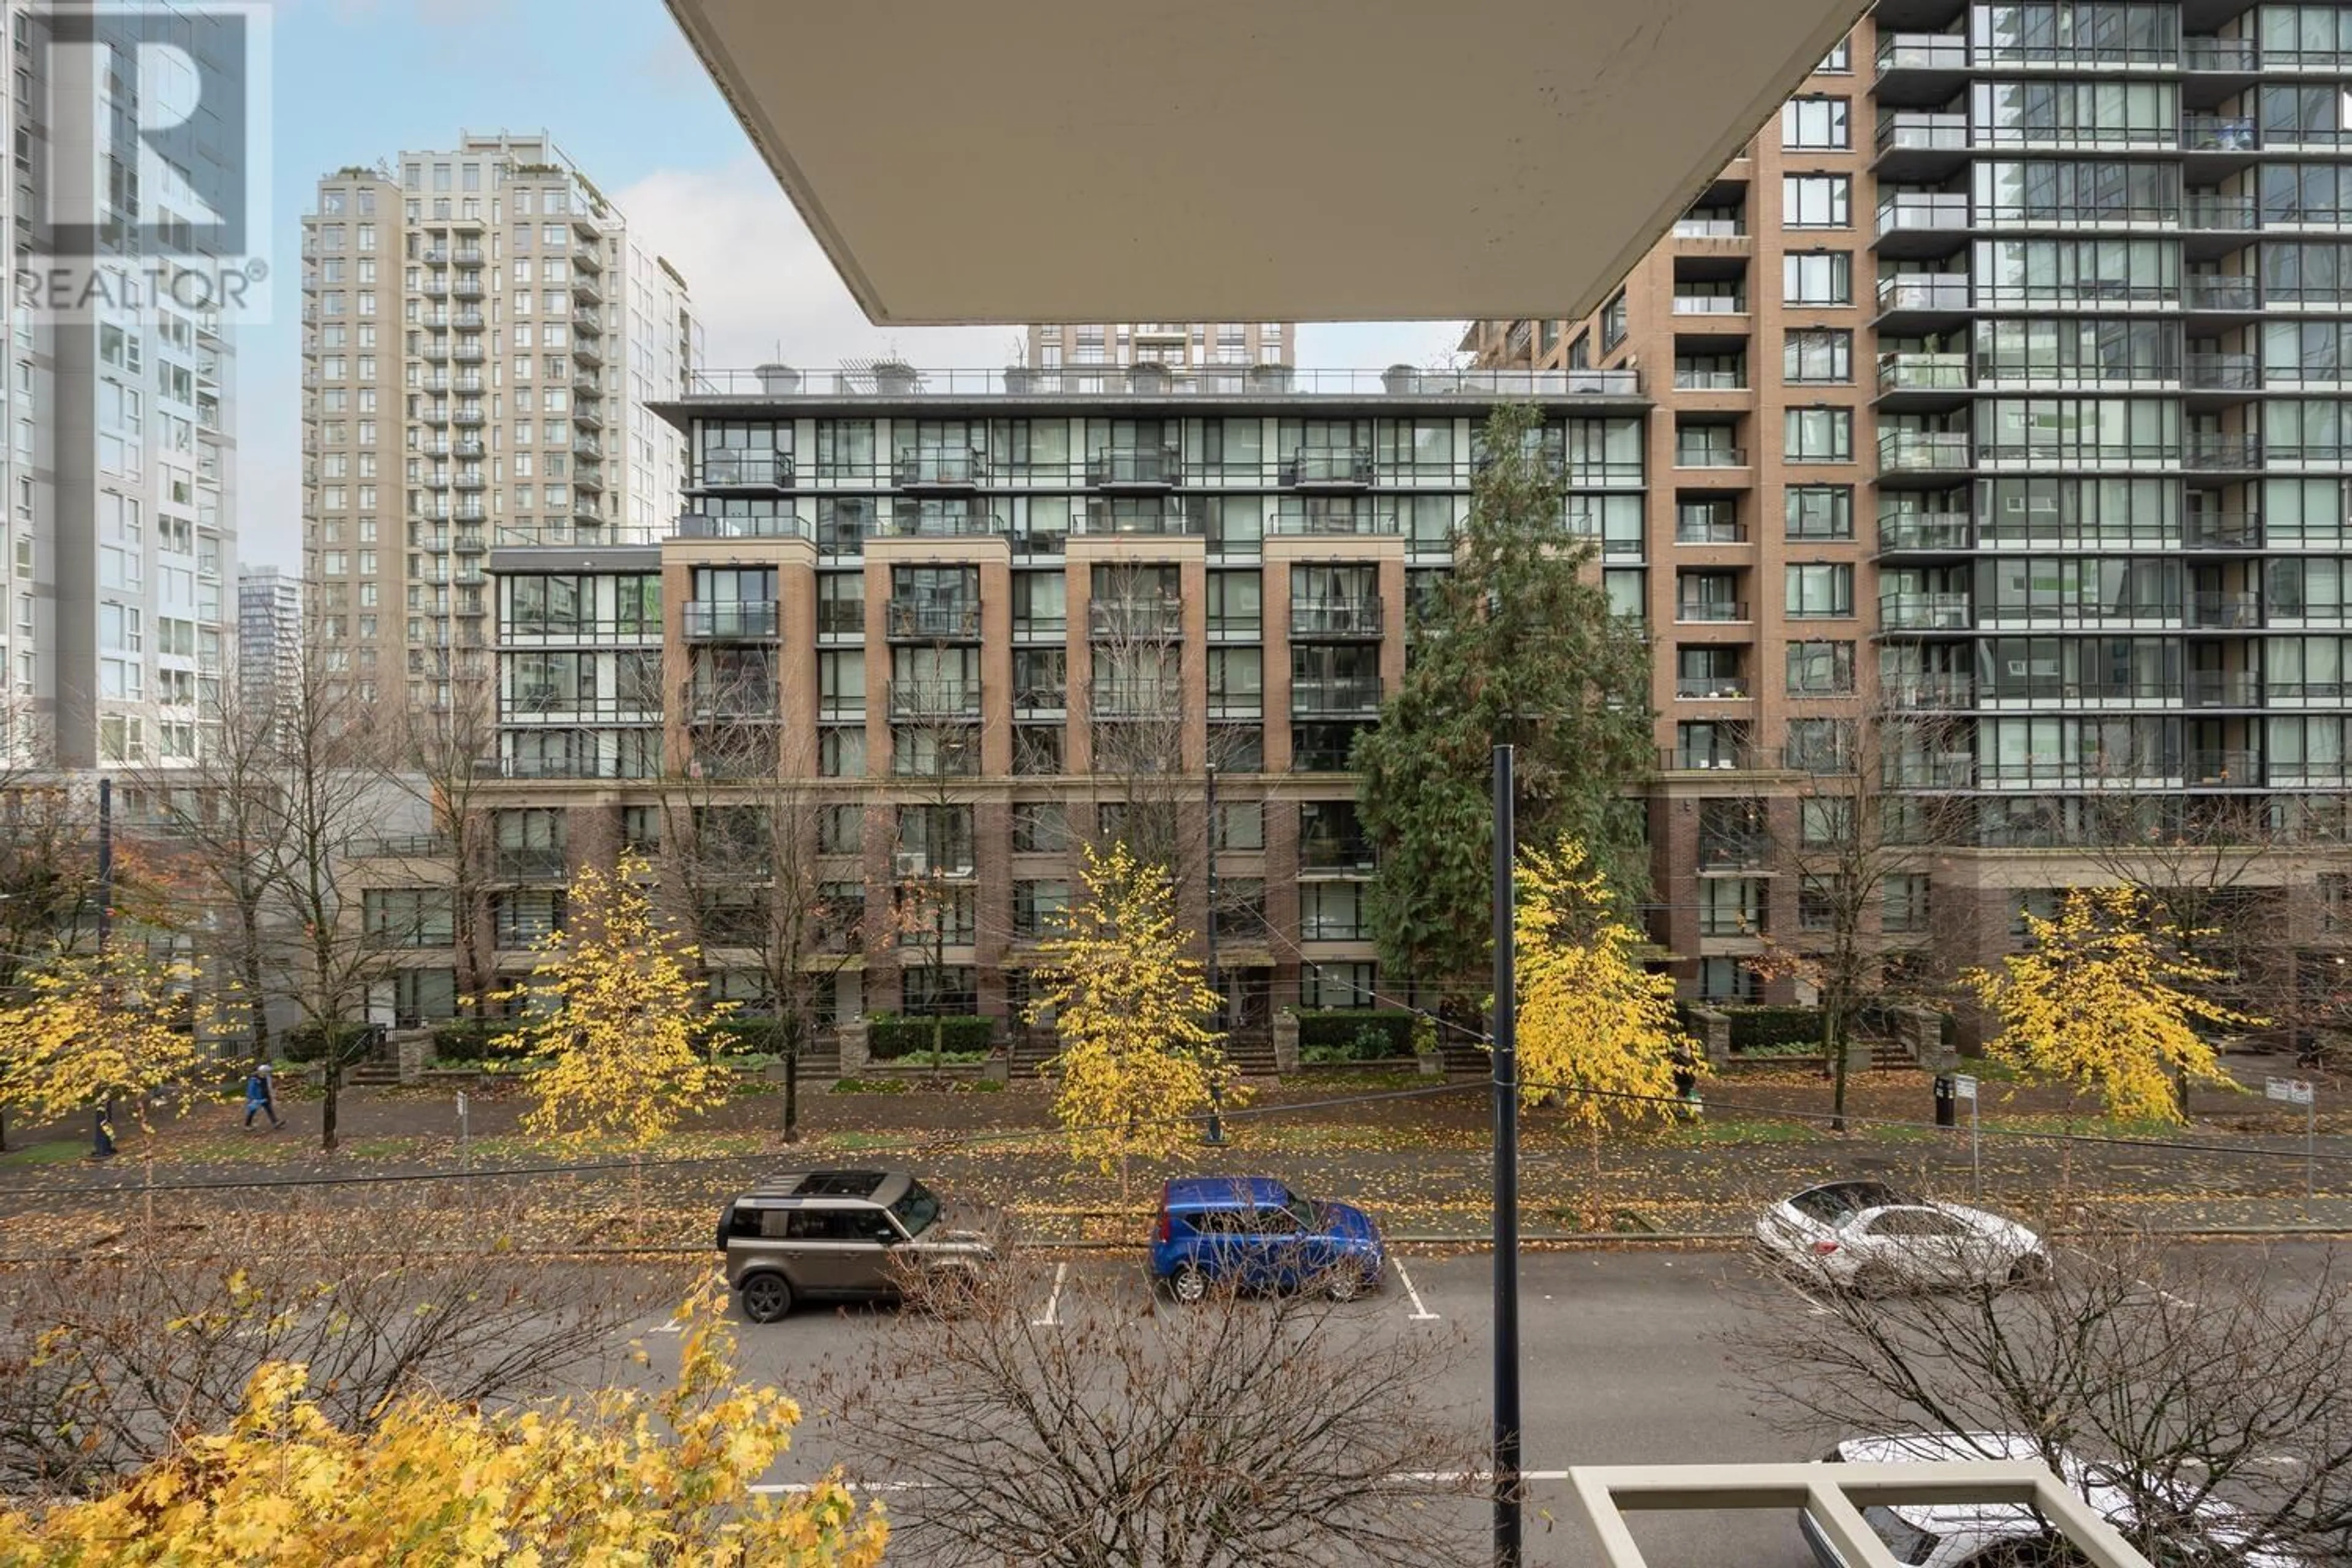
[644,1319,684,1335]
[751,1468,1577,1496]
[1030,1261,1068,1327]
[1393,1259,1439,1321]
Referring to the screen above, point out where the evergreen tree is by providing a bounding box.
[1352,403,1655,1014]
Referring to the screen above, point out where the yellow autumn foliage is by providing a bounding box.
[1512,838,1700,1131]
[0,1283,887,1566]
[0,949,206,1139]
[490,854,729,1149]
[1027,841,1241,1177]
[1966,886,2256,1125]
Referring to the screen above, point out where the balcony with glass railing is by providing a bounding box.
[1875,275,1973,314]
[1087,597,1184,638]
[1875,192,1971,238]
[1879,592,1973,630]
[1673,599,1749,624]
[1675,676,1752,699]
[1291,597,1385,639]
[1874,111,1969,157]
[888,599,983,639]
[1292,676,1387,718]
[1874,32,1969,74]
[2189,591,2263,628]
[1876,512,1972,552]
[1674,441,1749,470]
[1876,352,1970,393]
[1878,431,1973,473]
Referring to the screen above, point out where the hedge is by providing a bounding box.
[428,1020,535,1064]
[1292,1008,1419,1061]
[1717,1006,1825,1054]
[278,1024,390,1065]
[867,1014,995,1060]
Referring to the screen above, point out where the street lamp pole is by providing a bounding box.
[1202,763,1226,1147]
[1491,745,1521,1566]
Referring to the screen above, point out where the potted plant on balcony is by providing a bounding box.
[1003,364,1038,395]
[1128,361,1170,394]
[1382,363,1420,396]
[753,363,801,396]
[1249,361,1295,393]
[872,360,920,395]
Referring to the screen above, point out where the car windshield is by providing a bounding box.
[889,1180,943,1238]
[1284,1190,1316,1229]
[1791,1181,1902,1225]
[1860,1505,1939,1564]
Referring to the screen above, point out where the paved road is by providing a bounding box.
[593,1240,2345,1567]
[610,1249,1887,1567]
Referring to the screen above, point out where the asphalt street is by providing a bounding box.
[603,1247,1980,1567]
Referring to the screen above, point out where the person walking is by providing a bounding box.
[244,1060,282,1131]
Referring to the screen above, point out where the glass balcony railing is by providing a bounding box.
[1675,676,1752,699]
[1880,592,1973,630]
[1877,353,1970,392]
[1876,194,1971,235]
[1879,431,1973,472]
[1876,513,1972,552]
[1674,600,1749,623]
[682,601,780,640]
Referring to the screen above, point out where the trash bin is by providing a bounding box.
[1932,1074,1958,1129]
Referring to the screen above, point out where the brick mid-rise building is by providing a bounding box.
[350,361,1646,1042]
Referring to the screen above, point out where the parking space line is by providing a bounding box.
[644,1319,684,1335]
[1030,1261,1068,1327]
[1393,1259,1439,1321]
[752,1468,1578,1496]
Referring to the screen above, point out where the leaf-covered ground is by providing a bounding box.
[0,1057,2341,1259]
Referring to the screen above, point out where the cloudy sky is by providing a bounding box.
[243,1,1467,567]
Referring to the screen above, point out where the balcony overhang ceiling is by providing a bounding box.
[663,0,1867,326]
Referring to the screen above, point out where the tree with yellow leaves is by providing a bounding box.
[1512,839,1700,1199]
[1966,886,2255,1126]
[0,1281,888,1566]
[490,854,729,1151]
[1027,841,1239,1196]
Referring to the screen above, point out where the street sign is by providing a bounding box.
[1952,1075,1977,1102]
[2266,1077,2313,1106]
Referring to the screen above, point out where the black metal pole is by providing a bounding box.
[1203,764,1226,1146]
[1491,745,1521,1566]
[92,778,115,1160]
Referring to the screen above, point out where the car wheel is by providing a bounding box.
[1170,1264,1208,1305]
[2007,1251,2053,1290]
[1850,1263,1902,1300]
[737,1272,794,1324]
[1325,1267,1371,1303]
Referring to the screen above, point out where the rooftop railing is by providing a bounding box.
[677,366,1645,400]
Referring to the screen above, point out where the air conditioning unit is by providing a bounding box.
[893,851,929,878]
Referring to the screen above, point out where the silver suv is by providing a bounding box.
[715,1169,998,1322]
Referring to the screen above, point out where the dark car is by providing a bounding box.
[715,1169,998,1322]
[1148,1175,1385,1304]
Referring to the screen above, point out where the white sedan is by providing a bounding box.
[1755,1180,2050,1294]
[1801,1432,2309,1568]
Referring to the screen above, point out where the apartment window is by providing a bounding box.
[1785,564,1856,618]
[903,966,978,1017]
[1698,957,1761,1003]
[1798,876,1843,932]
[1214,801,1265,851]
[1783,175,1852,228]
[1784,408,1853,462]
[1785,485,1854,540]
[363,890,454,949]
[1011,801,1070,854]
[621,806,662,854]
[817,804,863,855]
[1786,640,1856,695]
[390,970,457,1027]
[1783,251,1853,305]
[1299,962,1377,1010]
[1700,878,1763,937]
[1789,718,1856,774]
[1800,797,1854,848]
[1782,97,1851,150]
[1818,36,1852,73]
[1013,880,1071,941]
[1784,329,1852,385]
[1300,881,1370,941]
[1884,875,1932,935]
[494,891,566,950]
[2010,889,2066,939]
[1600,289,1629,352]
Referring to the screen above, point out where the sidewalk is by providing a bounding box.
[0,1058,2345,1256]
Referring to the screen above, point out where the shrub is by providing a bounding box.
[428,1021,533,1065]
[1291,1009,1417,1060]
[1719,1006,1825,1054]
[712,1017,791,1057]
[867,1014,995,1060]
